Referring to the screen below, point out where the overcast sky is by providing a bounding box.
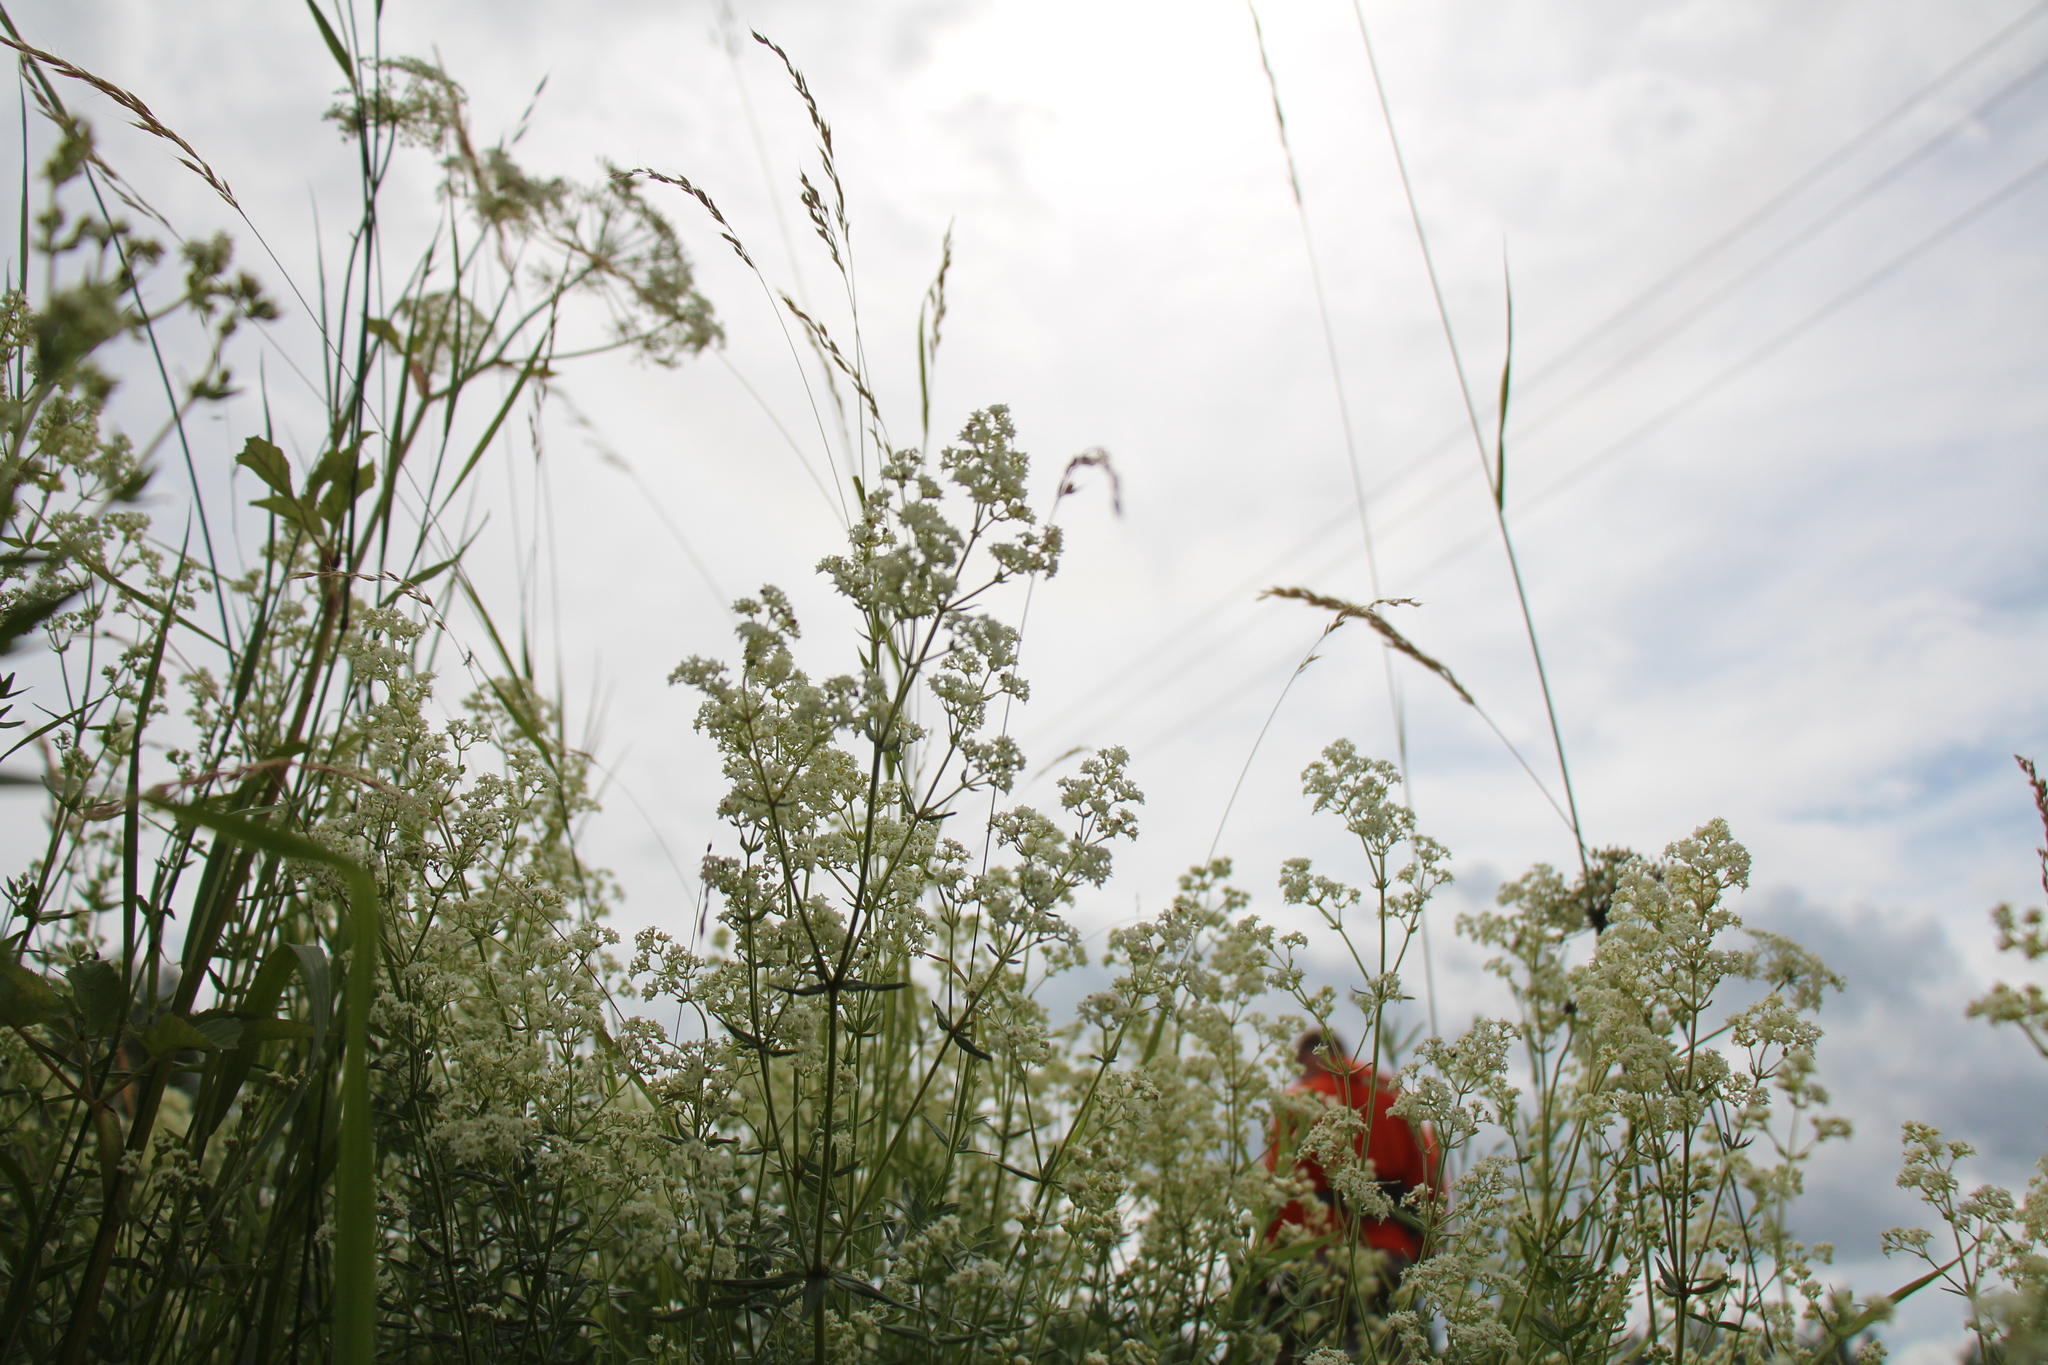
[30,0,2048,1352]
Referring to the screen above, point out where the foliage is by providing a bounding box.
[0,14,715,1364]
[0,8,2042,1365]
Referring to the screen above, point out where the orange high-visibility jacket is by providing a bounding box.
[1263,1063,1440,1260]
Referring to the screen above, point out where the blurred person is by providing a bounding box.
[1262,1027,1440,1359]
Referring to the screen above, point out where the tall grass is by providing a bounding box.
[0,8,2042,1365]
[0,12,715,1360]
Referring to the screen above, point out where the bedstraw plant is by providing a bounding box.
[0,7,2042,1365]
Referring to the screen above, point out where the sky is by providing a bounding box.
[25,0,2048,1352]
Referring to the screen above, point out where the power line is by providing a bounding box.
[1518,50,2048,445]
[1035,147,2048,783]
[1021,6,2048,776]
[1019,504,1355,741]
[1520,0,2048,390]
[1401,148,2048,589]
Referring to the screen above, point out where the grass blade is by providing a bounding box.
[147,796,382,1365]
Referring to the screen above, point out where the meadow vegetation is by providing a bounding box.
[0,9,2043,1364]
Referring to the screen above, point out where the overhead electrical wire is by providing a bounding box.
[1519,0,2048,390]
[1074,146,2048,773]
[1019,5,2048,790]
[1401,148,2048,588]
[1518,50,2048,443]
[1022,32,2048,757]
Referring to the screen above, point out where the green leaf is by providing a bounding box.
[189,1010,245,1051]
[142,1012,219,1057]
[289,942,332,1051]
[717,1272,804,1294]
[1248,1231,1338,1268]
[235,435,295,497]
[307,440,365,495]
[990,1158,1054,1187]
[65,959,126,1037]
[363,317,404,351]
[193,943,328,1141]
[932,1004,993,1061]
[1495,266,1513,512]
[0,959,67,1028]
[303,0,356,87]
[829,1271,899,1306]
[1802,1263,1955,1365]
[0,580,80,657]
[316,462,376,526]
[251,494,325,540]
[400,551,462,592]
[0,1146,39,1228]
[145,797,381,1365]
[92,1105,122,1200]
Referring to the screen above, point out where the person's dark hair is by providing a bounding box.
[1296,1028,1348,1069]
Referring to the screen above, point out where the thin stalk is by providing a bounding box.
[1347,2,1591,890]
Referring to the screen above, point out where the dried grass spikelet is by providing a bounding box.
[1262,585,1474,707]
[0,36,240,210]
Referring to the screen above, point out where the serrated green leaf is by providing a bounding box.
[0,580,80,657]
[189,1011,245,1051]
[316,463,376,526]
[307,440,365,495]
[235,435,294,497]
[66,959,126,1037]
[0,959,67,1028]
[142,1012,219,1057]
[251,494,324,539]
